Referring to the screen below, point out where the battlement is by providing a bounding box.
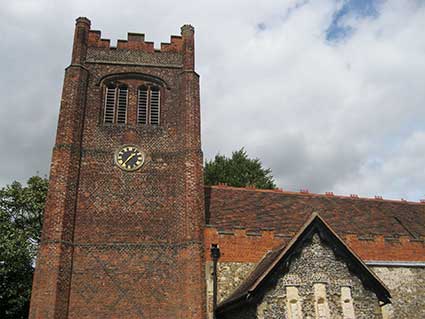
[87,30,184,53]
[205,225,425,243]
[71,17,195,68]
[204,227,425,263]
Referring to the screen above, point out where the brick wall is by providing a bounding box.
[30,18,206,319]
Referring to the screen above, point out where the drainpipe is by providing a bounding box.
[211,244,221,318]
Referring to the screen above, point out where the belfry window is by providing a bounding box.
[103,80,161,126]
[103,84,128,124]
[150,87,160,125]
[137,85,161,126]
[116,85,128,124]
[104,86,116,124]
[137,86,148,124]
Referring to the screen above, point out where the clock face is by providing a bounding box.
[115,145,145,171]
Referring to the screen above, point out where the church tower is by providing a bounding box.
[30,17,206,319]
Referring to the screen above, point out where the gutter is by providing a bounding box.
[366,261,425,267]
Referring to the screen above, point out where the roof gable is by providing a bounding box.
[216,213,391,314]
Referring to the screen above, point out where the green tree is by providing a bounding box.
[0,176,48,319]
[204,148,276,189]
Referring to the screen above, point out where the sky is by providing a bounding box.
[0,0,424,201]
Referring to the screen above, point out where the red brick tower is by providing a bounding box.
[30,17,206,319]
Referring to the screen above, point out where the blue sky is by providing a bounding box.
[327,0,380,40]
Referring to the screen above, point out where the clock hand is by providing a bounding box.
[123,153,136,165]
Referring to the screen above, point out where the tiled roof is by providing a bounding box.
[205,186,425,239]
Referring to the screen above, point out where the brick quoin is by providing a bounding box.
[30,17,206,319]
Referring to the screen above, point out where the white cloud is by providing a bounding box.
[0,0,424,200]
[335,131,425,200]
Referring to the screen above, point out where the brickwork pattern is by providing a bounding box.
[204,228,425,263]
[86,48,183,66]
[30,18,206,319]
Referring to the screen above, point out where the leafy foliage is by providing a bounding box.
[0,176,48,319]
[204,148,276,189]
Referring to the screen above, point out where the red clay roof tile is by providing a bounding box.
[205,186,425,239]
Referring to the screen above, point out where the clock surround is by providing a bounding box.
[114,145,145,171]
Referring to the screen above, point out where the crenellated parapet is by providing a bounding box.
[87,30,185,53]
[204,226,286,262]
[70,17,194,68]
[161,36,184,52]
[204,226,425,263]
[87,30,111,48]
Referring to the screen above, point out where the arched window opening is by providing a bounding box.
[116,85,128,124]
[104,86,116,124]
[103,81,162,126]
[137,86,148,125]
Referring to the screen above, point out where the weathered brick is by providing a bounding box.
[30,17,206,319]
